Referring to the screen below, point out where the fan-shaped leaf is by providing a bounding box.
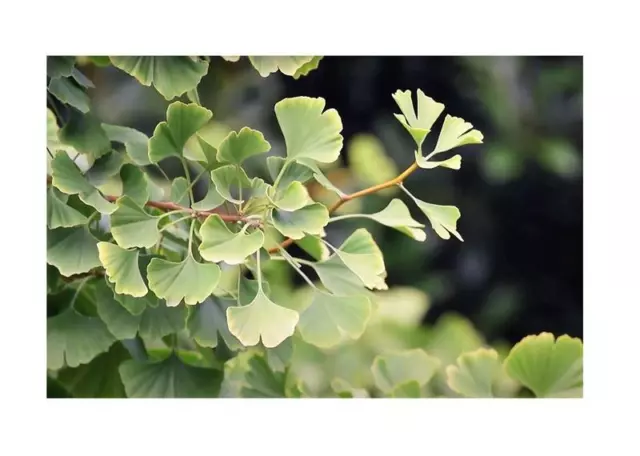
[269,181,310,211]
[217,127,271,164]
[170,176,190,207]
[47,187,88,229]
[415,152,462,170]
[187,297,242,350]
[192,185,225,211]
[48,308,115,370]
[334,228,387,290]
[84,151,125,187]
[298,291,372,348]
[120,164,150,206]
[97,242,148,297]
[433,114,484,155]
[311,255,371,296]
[119,352,222,398]
[198,214,264,265]
[210,164,252,204]
[390,381,422,398]
[110,196,160,248]
[504,332,583,398]
[148,102,213,163]
[292,56,323,79]
[47,56,75,78]
[248,56,315,77]
[392,89,444,149]
[275,96,343,164]
[47,226,101,277]
[295,235,330,261]
[147,253,221,306]
[102,124,150,166]
[48,77,90,113]
[267,156,314,187]
[58,112,111,159]
[110,56,209,100]
[270,203,329,240]
[371,349,441,393]
[446,348,501,398]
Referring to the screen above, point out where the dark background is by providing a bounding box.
[85,56,583,345]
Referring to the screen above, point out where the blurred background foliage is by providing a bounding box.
[70,56,582,397]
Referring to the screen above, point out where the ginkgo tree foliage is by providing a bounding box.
[46,56,583,398]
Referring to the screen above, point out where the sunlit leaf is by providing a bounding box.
[47,226,101,277]
[275,96,343,163]
[227,285,299,348]
[119,352,222,398]
[198,214,264,265]
[269,181,310,211]
[147,253,221,307]
[504,332,583,398]
[148,101,213,163]
[97,242,148,297]
[334,228,387,290]
[50,151,93,194]
[298,291,372,348]
[415,153,462,170]
[47,187,88,229]
[110,196,160,248]
[110,56,209,100]
[267,156,314,187]
[292,56,323,79]
[248,56,315,77]
[297,158,348,197]
[371,349,441,393]
[446,348,501,398]
[187,297,242,350]
[270,203,329,240]
[433,114,484,155]
[311,255,371,296]
[105,279,154,316]
[102,124,150,166]
[392,89,444,149]
[216,127,271,164]
[210,164,252,204]
[48,308,115,370]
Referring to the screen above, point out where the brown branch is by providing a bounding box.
[268,162,420,253]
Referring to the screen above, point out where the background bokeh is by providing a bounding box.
[80,55,583,348]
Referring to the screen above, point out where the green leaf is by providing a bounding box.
[48,308,115,370]
[97,242,148,297]
[192,185,224,211]
[198,215,264,265]
[71,67,94,88]
[221,56,240,62]
[47,187,88,229]
[138,303,188,340]
[390,381,422,398]
[84,151,125,187]
[170,176,190,207]
[446,348,501,398]
[433,114,484,155]
[267,156,314,187]
[110,56,209,100]
[266,337,293,372]
[347,134,398,191]
[47,226,101,277]
[248,56,315,77]
[185,135,222,170]
[47,56,75,78]
[102,124,150,166]
[269,181,310,211]
[59,113,111,159]
[331,378,370,398]
[292,56,323,79]
[298,291,372,348]
[504,332,583,398]
[227,285,299,348]
[120,164,150,206]
[48,77,90,113]
[371,349,441,394]
[56,342,129,398]
[334,228,387,290]
[275,96,343,163]
[240,353,288,398]
[148,102,213,163]
[334,199,426,242]
[311,255,371,296]
[217,127,271,165]
[270,203,329,240]
[50,151,93,194]
[79,190,117,214]
[415,153,462,170]
[106,280,154,316]
[297,158,348,197]
[187,297,242,350]
[392,89,444,149]
[96,285,142,339]
[147,253,221,307]
[110,196,160,249]
[411,196,462,241]
[210,164,252,204]
[87,56,111,67]
[119,352,222,398]
[295,235,330,261]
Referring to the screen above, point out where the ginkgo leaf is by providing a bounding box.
[268,181,310,211]
[148,102,213,163]
[298,291,372,348]
[292,56,323,79]
[311,255,372,296]
[192,185,224,211]
[296,158,348,197]
[210,164,252,204]
[275,96,343,163]
[105,279,155,315]
[97,242,148,297]
[147,253,221,307]
[70,67,95,88]
[187,297,242,350]
[119,164,149,206]
[415,152,462,170]
[102,124,150,166]
[119,352,223,398]
[331,378,370,398]
[392,89,445,149]
[110,196,160,248]
[267,156,314,187]
[170,176,190,207]
[334,228,388,290]
[266,338,293,372]
[433,114,484,155]
[504,332,583,398]
[238,353,289,398]
[248,56,315,77]
[48,308,116,370]
[216,127,271,164]
[414,199,462,241]
[110,56,209,100]
[198,215,264,265]
[371,349,441,393]
[295,235,330,261]
[390,381,422,398]
[348,134,398,192]
[48,77,90,113]
[58,112,111,159]
[47,226,101,277]
[78,190,117,214]
[84,151,125,187]
[332,199,426,241]
[227,286,299,348]
[47,187,88,229]
[184,135,222,170]
[47,56,75,78]
[270,203,329,240]
[446,348,501,398]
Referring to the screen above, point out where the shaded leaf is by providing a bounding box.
[187,297,242,350]
[47,187,88,229]
[210,164,252,204]
[102,124,150,166]
[120,164,150,206]
[47,226,101,277]
[84,151,125,187]
[371,349,441,393]
[192,185,224,211]
[48,77,90,113]
[270,203,329,240]
[110,196,160,248]
[47,56,75,78]
[97,242,148,297]
[266,337,293,372]
[170,176,190,207]
[217,127,271,164]
[267,156,314,186]
[198,214,264,265]
[59,112,111,159]
[446,348,501,398]
[295,235,330,261]
[331,378,370,398]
